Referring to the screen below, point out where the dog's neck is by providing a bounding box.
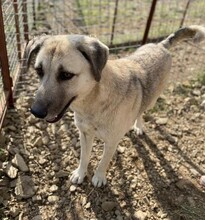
[70,59,134,120]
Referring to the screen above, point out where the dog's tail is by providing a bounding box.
[160,25,205,49]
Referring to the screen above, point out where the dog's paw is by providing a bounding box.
[92,173,107,187]
[133,126,143,136]
[70,168,86,184]
[133,118,144,135]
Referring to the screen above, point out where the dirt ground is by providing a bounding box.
[1,1,205,219]
[0,40,205,220]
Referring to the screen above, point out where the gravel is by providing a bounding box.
[1,48,205,219]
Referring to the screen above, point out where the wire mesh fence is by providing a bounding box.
[1,0,205,128]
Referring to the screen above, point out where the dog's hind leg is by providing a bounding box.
[70,131,94,184]
[133,115,143,135]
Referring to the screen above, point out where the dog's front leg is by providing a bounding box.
[92,140,118,187]
[70,131,94,184]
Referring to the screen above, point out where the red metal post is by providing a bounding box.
[22,0,29,41]
[32,0,36,30]
[142,0,158,45]
[179,0,191,28]
[110,0,119,46]
[0,2,13,107]
[13,0,22,60]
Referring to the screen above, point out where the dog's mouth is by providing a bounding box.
[46,96,76,123]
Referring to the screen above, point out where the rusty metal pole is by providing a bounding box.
[22,0,29,41]
[110,0,119,46]
[32,0,36,30]
[142,0,158,45]
[13,0,22,60]
[0,2,13,107]
[179,0,191,28]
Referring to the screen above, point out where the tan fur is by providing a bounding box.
[25,25,205,187]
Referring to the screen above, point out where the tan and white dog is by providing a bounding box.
[25,25,205,187]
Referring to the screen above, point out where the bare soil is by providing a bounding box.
[1,1,205,219]
[0,41,205,220]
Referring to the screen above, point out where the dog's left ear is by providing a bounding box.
[23,35,50,70]
[77,37,109,82]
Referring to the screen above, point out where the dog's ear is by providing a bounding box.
[77,37,109,82]
[23,35,50,70]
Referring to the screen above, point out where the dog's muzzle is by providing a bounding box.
[30,96,76,123]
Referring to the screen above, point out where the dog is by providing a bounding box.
[25,25,205,187]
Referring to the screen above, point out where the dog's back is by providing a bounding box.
[126,43,172,113]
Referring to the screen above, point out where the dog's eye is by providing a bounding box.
[35,67,44,78]
[59,71,75,81]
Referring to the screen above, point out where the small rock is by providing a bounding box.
[33,137,43,147]
[190,168,199,177]
[7,125,16,131]
[134,210,147,220]
[156,117,168,125]
[15,175,36,199]
[71,137,77,146]
[7,145,19,155]
[70,185,76,192]
[4,162,18,179]
[175,179,191,190]
[192,89,201,96]
[42,136,49,145]
[176,194,185,204]
[0,178,9,186]
[85,202,91,209]
[200,175,205,187]
[187,196,195,206]
[76,141,81,148]
[81,197,87,206]
[10,179,17,188]
[10,207,20,218]
[61,143,68,151]
[70,148,79,157]
[48,195,59,203]
[157,210,167,218]
[56,170,69,178]
[38,156,47,165]
[32,215,42,220]
[32,195,42,202]
[201,100,205,107]
[166,135,177,144]
[0,187,9,205]
[12,153,29,172]
[0,149,8,162]
[117,146,125,153]
[48,144,58,150]
[101,201,117,211]
[18,212,24,220]
[49,184,58,192]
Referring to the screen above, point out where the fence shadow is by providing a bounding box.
[127,129,205,220]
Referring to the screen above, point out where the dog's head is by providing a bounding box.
[25,35,109,123]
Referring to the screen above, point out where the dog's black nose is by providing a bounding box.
[30,105,47,119]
